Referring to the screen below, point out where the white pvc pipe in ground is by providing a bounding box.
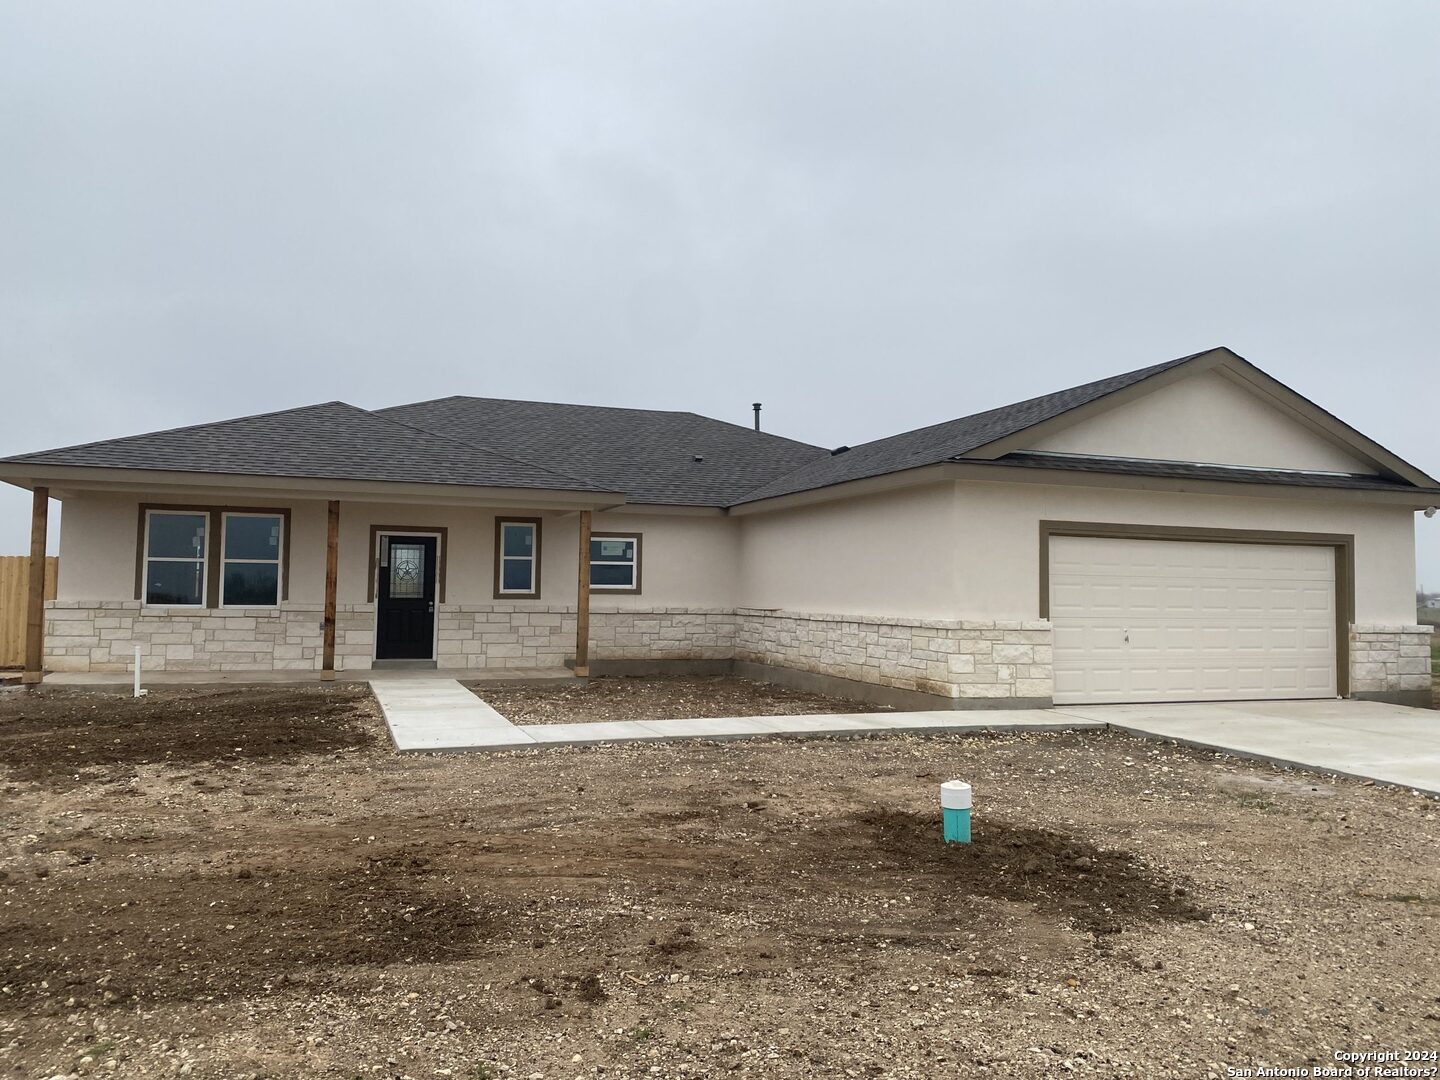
[133,645,146,698]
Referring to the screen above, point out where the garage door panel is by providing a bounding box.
[1050,536,1337,704]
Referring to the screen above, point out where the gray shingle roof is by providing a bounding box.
[8,347,1427,505]
[2,401,608,492]
[728,351,1209,504]
[377,396,829,506]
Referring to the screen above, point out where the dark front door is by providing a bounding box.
[376,535,437,660]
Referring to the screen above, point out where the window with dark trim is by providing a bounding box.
[136,504,292,609]
[221,512,284,606]
[142,510,208,606]
[494,518,541,598]
[590,532,641,592]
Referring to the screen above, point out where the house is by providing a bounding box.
[2,346,1436,707]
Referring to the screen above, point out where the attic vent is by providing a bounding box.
[830,445,851,456]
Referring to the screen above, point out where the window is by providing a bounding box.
[143,511,208,606]
[387,541,426,598]
[221,513,284,606]
[590,533,641,592]
[137,504,291,609]
[495,519,541,598]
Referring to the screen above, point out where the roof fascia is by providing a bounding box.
[945,459,1440,508]
[1214,359,1439,487]
[726,463,956,516]
[729,455,1440,516]
[605,503,728,517]
[0,464,628,510]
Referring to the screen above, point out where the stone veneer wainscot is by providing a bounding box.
[42,602,1434,704]
[1349,624,1435,700]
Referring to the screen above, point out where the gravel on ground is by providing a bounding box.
[467,673,891,724]
[2,685,1438,1079]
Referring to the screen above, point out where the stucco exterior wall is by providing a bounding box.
[43,483,1425,704]
[47,493,740,672]
[1026,370,1376,475]
[736,482,961,619]
[949,480,1417,624]
[53,493,739,611]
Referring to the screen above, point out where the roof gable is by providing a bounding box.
[730,349,1212,504]
[733,347,1439,505]
[1020,367,1377,475]
[965,348,1436,487]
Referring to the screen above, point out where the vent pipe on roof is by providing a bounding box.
[752,402,762,431]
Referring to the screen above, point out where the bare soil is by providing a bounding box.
[469,674,890,724]
[1,685,1438,1080]
[0,685,376,785]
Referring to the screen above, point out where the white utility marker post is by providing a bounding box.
[133,645,147,698]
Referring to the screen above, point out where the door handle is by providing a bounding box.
[428,602,435,613]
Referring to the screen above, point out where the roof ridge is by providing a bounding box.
[381,394,705,419]
[365,405,605,491]
[672,411,827,453]
[1,400,355,464]
[383,395,825,448]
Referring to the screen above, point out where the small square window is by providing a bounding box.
[590,533,640,592]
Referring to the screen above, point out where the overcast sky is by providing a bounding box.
[2,1,1437,587]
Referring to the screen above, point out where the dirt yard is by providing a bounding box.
[1,686,1437,1079]
[468,674,889,724]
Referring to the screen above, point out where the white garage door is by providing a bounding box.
[1049,535,1337,705]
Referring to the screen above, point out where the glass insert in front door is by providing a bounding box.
[388,543,426,599]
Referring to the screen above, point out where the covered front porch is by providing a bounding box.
[3,464,631,684]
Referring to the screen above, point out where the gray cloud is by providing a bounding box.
[2,0,1436,583]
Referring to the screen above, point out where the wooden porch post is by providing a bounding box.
[321,499,339,681]
[22,487,49,686]
[575,509,592,677]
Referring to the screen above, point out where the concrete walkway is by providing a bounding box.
[368,677,1438,794]
[514,709,1105,746]
[1060,699,1440,794]
[370,676,1102,751]
[369,677,536,751]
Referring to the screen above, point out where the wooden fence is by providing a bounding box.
[0,556,58,668]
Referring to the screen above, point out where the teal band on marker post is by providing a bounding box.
[940,780,972,844]
[943,806,971,843]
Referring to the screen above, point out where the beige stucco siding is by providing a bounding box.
[341,505,739,609]
[54,492,739,610]
[55,493,135,601]
[56,492,330,603]
[952,480,1417,624]
[737,482,961,619]
[1026,369,1376,474]
[589,511,739,608]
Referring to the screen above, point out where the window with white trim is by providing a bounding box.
[143,510,208,606]
[590,534,640,591]
[497,520,540,596]
[221,512,284,606]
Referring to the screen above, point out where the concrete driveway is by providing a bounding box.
[1054,699,1440,795]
